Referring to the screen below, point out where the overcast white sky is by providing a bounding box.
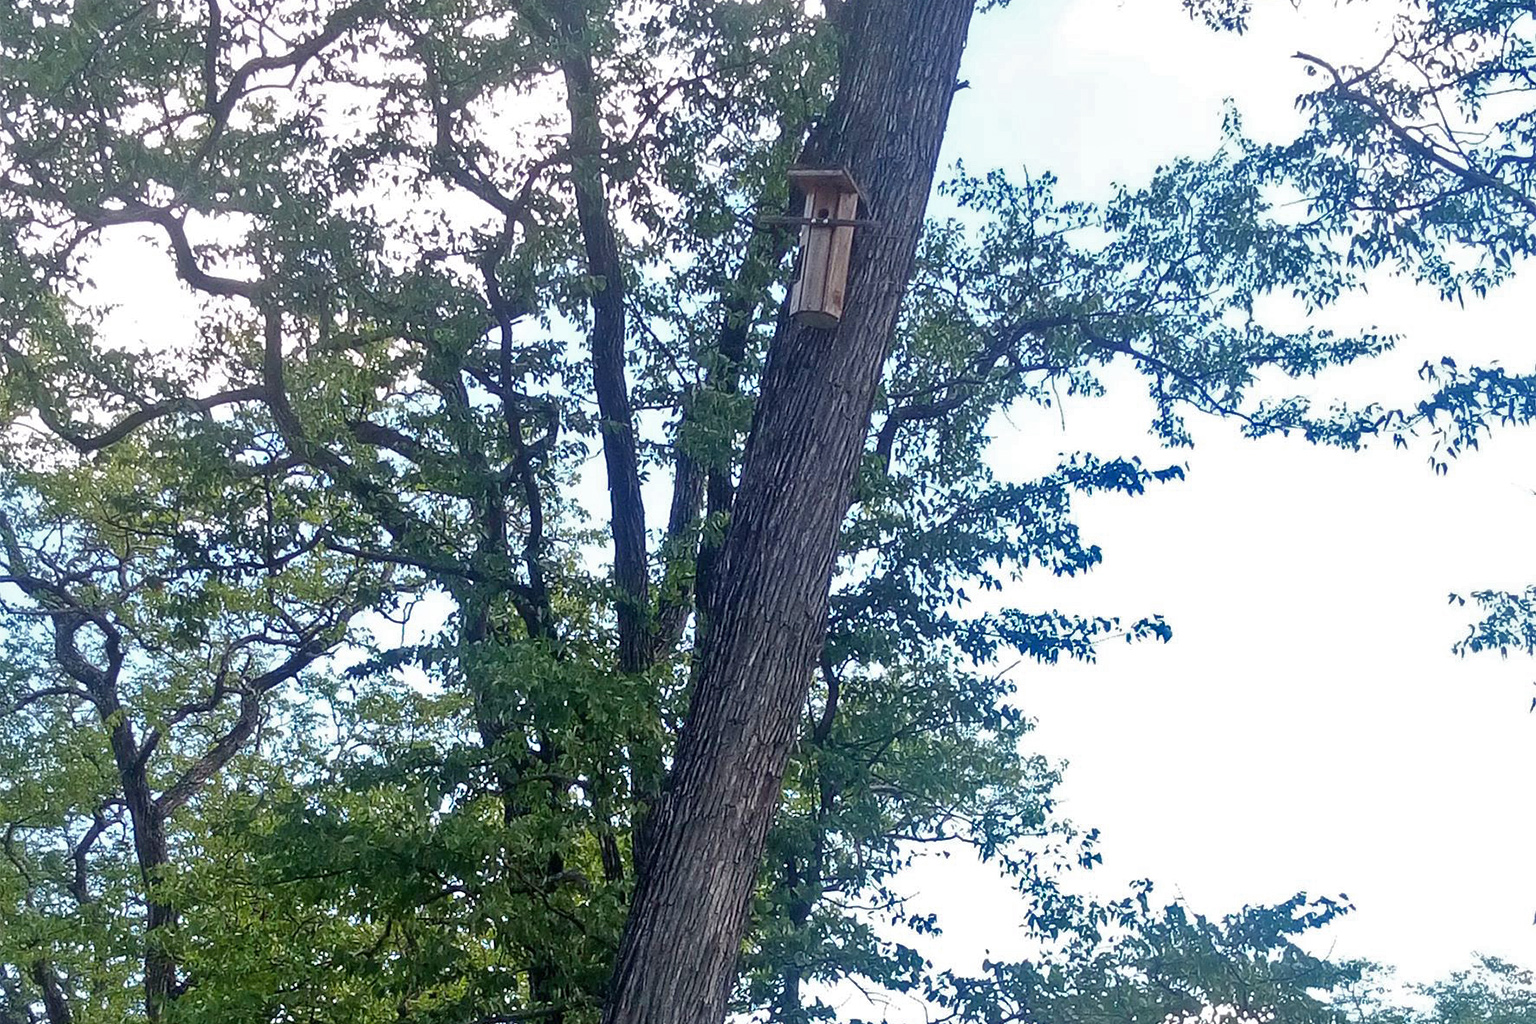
[895,0,1536,991]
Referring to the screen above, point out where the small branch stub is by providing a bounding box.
[786,166,866,329]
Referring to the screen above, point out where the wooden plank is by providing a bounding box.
[756,215,881,230]
[823,188,861,322]
[790,188,829,319]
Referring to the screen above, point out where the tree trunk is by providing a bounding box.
[111,718,177,1023]
[28,962,73,1024]
[599,3,977,1022]
[556,0,649,676]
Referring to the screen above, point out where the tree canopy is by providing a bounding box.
[0,0,1529,1022]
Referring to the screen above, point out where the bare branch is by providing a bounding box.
[197,5,366,161]
[1,357,266,453]
[84,204,261,300]
[2,685,95,716]
[155,641,323,816]
[69,805,114,905]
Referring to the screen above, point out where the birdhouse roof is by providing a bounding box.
[788,165,863,200]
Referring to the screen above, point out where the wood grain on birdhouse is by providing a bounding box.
[787,166,864,329]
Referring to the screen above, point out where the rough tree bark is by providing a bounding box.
[600,3,978,1022]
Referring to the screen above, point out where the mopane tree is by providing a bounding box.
[0,0,1400,1022]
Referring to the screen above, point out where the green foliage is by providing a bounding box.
[0,0,1508,1022]
[1328,957,1536,1024]
[935,890,1360,1024]
[1212,1,1536,653]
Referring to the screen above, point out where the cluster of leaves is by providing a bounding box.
[934,890,1360,1024]
[1214,0,1536,652]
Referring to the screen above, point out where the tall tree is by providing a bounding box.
[602,3,981,1021]
[0,0,1405,1021]
[0,412,377,1020]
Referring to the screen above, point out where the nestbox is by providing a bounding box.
[786,166,865,329]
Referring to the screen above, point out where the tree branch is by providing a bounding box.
[85,204,260,300]
[2,685,95,716]
[1295,49,1536,222]
[155,642,323,816]
[3,356,266,453]
[691,215,802,628]
[69,806,113,905]
[197,5,366,162]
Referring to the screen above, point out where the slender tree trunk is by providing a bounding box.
[109,718,176,1023]
[552,1,662,881]
[137,819,177,1024]
[555,0,649,676]
[78,639,177,1024]
[600,3,977,1023]
[691,214,801,631]
[28,962,72,1024]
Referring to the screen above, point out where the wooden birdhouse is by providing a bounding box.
[786,166,865,329]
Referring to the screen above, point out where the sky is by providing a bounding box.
[882,0,1536,995]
